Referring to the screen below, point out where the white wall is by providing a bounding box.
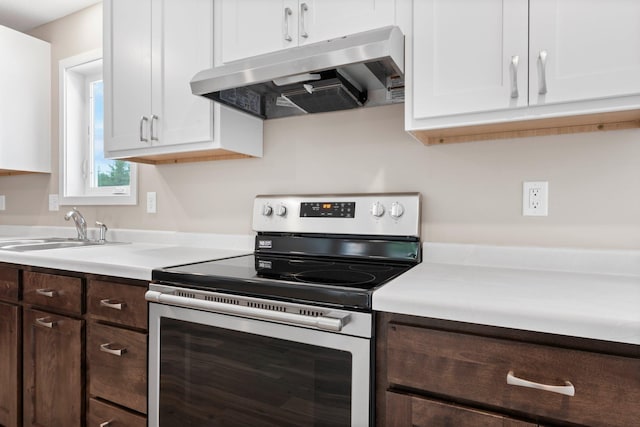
[0,4,638,250]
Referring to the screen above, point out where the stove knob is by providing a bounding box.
[371,201,385,217]
[262,204,273,216]
[390,202,405,219]
[275,204,287,217]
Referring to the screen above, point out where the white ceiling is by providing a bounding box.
[0,0,101,32]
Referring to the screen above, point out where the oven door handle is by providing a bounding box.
[145,290,347,332]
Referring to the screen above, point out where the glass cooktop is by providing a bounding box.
[152,253,415,310]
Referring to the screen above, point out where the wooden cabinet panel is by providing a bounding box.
[88,322,147,414]
[87,280,147,330]
[0,266,19,302]
[0,302,20,427]
[23,271,82,315]
[387,392,535,427]
[88,398,146,427]
[386,323,640,427]
[23,308,83,427]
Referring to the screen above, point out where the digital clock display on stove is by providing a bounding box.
[300,202,355,218]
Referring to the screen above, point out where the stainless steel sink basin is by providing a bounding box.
[0,238,124,252]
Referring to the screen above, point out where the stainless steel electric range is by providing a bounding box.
[146,193,421,427]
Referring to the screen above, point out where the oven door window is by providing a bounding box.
[150,304,370,427]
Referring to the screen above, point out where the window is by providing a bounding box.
[59,49,137,205]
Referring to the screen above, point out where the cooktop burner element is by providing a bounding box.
[152,193,421,310]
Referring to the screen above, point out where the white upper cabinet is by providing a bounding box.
[412,0,528,119]
[407,0,640,140]
[218,0,396,64]
[0,26,50,175]
[528,0,640,106]
[104,0,262,162]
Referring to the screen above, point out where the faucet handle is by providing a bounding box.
[96,221,108,243]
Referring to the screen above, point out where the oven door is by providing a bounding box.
[148,301,372,426]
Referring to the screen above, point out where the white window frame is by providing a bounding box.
[59,49,137,206]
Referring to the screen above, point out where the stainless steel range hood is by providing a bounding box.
[190,26,405,120]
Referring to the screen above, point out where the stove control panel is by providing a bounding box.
[253,193,420,238]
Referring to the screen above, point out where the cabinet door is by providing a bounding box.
[104,0,153,152]
[386,392,536,427]
[301,0,396,45]
[412,0,529,119]
[219,0,298,63]
[151,0,216,147]
[23,309,83,427]
[0,302,20,427]
[529,0,640,106]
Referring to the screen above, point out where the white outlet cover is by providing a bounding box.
[523,181,548,216]
[48,194,59,211]
[146,191,157,214]
[0,195,5,211]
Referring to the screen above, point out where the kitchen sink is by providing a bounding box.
[0,238,125,252]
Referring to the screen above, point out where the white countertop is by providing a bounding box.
[0,226,253,281]
[374,242,640,345]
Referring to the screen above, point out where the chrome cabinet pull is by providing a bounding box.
[35,317,56,329]
[537,50,548,95]
[36,288,58,298]
[510,55,519,99]
[100,342,127,357]
[283,7,293,41]
[150,114,158,141]
[507,371,575,396]
[139,116,149,142]
[300,3,309,38]
[100,299,126,310]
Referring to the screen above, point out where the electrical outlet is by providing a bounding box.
[523,181,548,216]
[0,195,5,211]
[49,194,59,211]
[146,192,157,213]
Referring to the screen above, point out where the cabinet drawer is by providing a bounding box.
[88,322,147,414]
[87,280,147,330]
[23,271,82,315]
[0,266,19,302]
[386,392,534,427]
[387,323,640,427]
[88,398,146,427]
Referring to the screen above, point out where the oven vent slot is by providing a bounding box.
[247,301,288,312]
[175,290,197,299]
[205,295,240,305]
[298,309,324,317]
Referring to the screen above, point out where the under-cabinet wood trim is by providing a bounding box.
[122,148,254,165]
[410,109,640,145]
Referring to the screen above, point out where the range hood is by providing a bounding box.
[190,26,405,120]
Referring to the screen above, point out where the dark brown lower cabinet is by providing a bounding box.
[88,398,146,427]
[0,301,20,427]
[386,392,536,427]
[23,308,83,427]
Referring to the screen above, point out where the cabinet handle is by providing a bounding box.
[35,317,56,329]
[100,298,126,310]
[507,371,575,397]
[150,114,158,141]
[36,288,58,298]
[100,342,127,357]
[509,55,519,99]
[537,50,548,95]
[283,7,293,42]
[139,116,149,143]
[300,3,309,38]
[99,422,112,427]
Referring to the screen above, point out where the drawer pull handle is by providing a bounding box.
[36,288,58,297]
[35,317,56,328]
[100,299,126,310]
[100,342,127,357]
[507,371,575,396]
[99,422,112,427]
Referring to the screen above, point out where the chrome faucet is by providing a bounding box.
[64,207,88,241]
